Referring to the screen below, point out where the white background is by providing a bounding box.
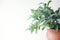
[0,0,60,40]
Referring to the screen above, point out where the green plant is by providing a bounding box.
[28,0,60,33]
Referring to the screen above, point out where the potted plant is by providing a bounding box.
[28,0,60,40]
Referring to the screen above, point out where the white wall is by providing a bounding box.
[0,0,60,40]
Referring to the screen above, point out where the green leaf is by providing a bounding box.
[42,27,45,30]
[47,0,52,6]
[55,25,58,32]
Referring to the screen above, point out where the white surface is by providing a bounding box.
[0,0,60,40]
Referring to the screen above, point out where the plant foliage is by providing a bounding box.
[28,0,60,33]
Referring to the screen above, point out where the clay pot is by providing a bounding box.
[46,29,60,40]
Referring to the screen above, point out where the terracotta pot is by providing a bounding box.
[46,29,60,40]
